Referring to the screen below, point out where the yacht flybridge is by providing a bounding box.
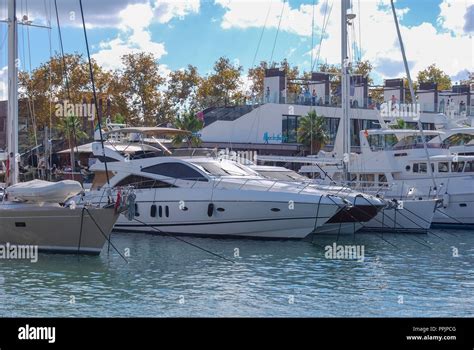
[82,127,347,239]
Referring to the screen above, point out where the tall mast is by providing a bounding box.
[7,0,18,186]
[341,0,350,181]
[390,0,437,191]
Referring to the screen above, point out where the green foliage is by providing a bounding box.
[297,110,329,154]
[416,64,452,91]
[172,110,205,147]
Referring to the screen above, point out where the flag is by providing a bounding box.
[196,111,204,121]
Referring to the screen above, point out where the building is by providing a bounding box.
[200,69,474,157]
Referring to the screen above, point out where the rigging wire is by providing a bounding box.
[310,0,315,72]
[78,0,110,186]
[19,0,40,173]
[251,0,273,68]
[270,0,286,65]
[312,0,333,72]
[45,0,53,180]
[358,0,362,61]
[54,0,81,178]
[25,0,40,164]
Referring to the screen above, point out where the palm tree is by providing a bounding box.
[389,118,407,129]
[172,110,204,147]
[57,115,89,172]
[297,110,329,154]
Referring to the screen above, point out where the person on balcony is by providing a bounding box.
[312,89,317,106]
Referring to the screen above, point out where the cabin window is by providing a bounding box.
[438,162,449,173]
[115,175,177,189]
[360,174,375,186]
[142,163,208,181]
[378,174,387,183]
[451,161,465,173]
[464,161,474,172]
[413,163,427,173]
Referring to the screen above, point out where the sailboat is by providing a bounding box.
[0,0,123,254]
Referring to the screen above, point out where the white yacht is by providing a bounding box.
[248,164,387,235]
[256,156,438,233]
[83,129,347,239]
[320,128,469,228]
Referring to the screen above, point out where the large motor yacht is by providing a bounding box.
[83,128,347,239]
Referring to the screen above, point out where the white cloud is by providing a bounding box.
[91,1,200,72]
[216,0,472,81]
[438,0,473,34]
[23,0,200,28]
[215,0,316,36]
[92,3,167,71]
[154,0,200,24]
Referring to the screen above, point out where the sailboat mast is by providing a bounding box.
[7,0,19,186]
[390,0,437,191]
[341,0,350,181]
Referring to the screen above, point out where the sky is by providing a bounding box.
[0,0,472,99]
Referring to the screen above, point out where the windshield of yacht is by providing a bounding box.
[258,170,308,182]
[192,161,256,177]
[442,134,474,147]
[368,134,438,150]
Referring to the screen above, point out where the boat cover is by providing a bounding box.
[6,180,83,203]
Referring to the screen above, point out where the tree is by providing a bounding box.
[389,118,406,129]
[120,52,167,126]
[351,60,374,85]
[172,110,204,147]
[197,57,243,108]
[297,110,329,154]
[416,64,452,91]
[247,61,269,97]
[18,53,117,129]
[279,59,300,95]
[56,115,89,171]
[166,65,201,112]
[460,71,474,87]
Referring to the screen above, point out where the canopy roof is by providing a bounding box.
[103,127,190,137]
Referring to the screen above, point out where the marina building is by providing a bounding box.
[200,69,473,157]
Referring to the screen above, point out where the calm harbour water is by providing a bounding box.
[0,229,473,317]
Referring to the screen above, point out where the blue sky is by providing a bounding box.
[0,0,472,97]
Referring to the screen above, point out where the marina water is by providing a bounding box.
[0,229,473,317]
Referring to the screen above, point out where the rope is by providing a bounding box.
[251,0,273,68]
[312,0,333,72]
[78,0,110,186]
[270,0,286,65]
[131,217,235,265]
[310,0,315,71]
[84,207,128,263]
[54,0,81,178]
[77,207,85,254]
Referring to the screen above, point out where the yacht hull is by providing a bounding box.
[114,199,341,239]
[0,204,118,254]
[361,199,437,233]
[432,194,474,228]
